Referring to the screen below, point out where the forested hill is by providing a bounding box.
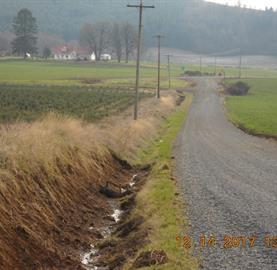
[1,0,277,55]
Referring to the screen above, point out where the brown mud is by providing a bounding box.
[81,162,151,270]
[0,154,148,270]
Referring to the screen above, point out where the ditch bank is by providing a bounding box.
[0,86,191,269]
[79,92,197,270]
[0,152,145,270]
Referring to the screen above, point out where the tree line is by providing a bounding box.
[3,0,277,56]
[80,21,137,62]
[6,8,137,62]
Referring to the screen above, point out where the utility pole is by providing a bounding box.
[238,6,243,79]
[200,56,202,75]
[239,49,242,79]
[214,56,217,76]
[165,54,172,89]
[154,35,163,99]
[127,0,154,120]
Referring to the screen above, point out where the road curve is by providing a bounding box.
[174,78,277,269]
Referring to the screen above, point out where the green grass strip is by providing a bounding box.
[125,93,198,270]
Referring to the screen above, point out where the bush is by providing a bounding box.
[225,81,250,96]
[184,70,202,76]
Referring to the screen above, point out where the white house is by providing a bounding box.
[100,54,112,61]
[53,45,95,61]
[53,46,76,60]
[52,45,111,61]
[91,52,96,61]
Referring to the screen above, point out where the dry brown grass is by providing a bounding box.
[0,114,114,269]
[0,91,178,269]
[98,94,176,159]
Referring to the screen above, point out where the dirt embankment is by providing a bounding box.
[0,154,137,269]
[0,90,183,269]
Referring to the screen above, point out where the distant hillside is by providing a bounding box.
[1,0,277,55]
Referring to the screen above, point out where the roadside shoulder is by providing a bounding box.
[122,92,198,270]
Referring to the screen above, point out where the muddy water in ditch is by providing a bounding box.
[80,201,122,270]
[80,174,138,270]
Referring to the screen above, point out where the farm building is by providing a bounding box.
[53,45,76,60]
[52,45,96,61]
[100,54,112,61]
[76,47,96,61]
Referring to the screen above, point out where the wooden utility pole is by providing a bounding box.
[238,7,243,79]
[239,50,242,79]
[200,56,202,75]
[165,54,172,89]
[214,56,217,75]
[127,0,154,120]
[154,35,163,99]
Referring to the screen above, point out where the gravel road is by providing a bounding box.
[174,78,277,269]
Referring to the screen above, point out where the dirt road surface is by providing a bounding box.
[174,78,277,269]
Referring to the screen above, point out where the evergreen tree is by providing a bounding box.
[12,9,38,58]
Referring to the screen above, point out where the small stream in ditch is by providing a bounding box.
[80,174,138,270]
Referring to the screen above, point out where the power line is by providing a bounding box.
[127,0,155,120]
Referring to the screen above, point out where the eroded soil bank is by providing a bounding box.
[0,90,185,270]
[0,154,144,270]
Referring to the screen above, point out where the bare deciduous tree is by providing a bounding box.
[121,22,136,63]
[37,33,64,55]
[80,22,110,61]
[0,32,14,56]
[111,22,122,62]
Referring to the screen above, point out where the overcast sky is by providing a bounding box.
[206,0,277,10]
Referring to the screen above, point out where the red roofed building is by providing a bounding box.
[52,45,96,61]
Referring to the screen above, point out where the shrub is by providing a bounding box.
[225,81,250,96]
[184,70,202,76]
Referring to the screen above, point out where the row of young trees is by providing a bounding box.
[8,9,137,62]
[80,22,137,62]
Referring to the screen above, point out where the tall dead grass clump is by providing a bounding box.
[0,113,112,269]
[99,95,176,159]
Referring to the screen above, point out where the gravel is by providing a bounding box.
[174,78,277,270]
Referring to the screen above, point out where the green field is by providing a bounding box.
[0,84,148,123]
[184,64,277,78]
[0,60,180,84]
[0,60,183,123]
[225,78,277,138]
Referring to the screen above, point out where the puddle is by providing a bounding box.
[129,174,138,188]
[121,187,127,193]
[81,245,109,270]
[81,244,98,266]
[129,181,135,187]
[81,173,139,268]
[81,200,123,268]
[111,209,123,223]
[98,226,112,239]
